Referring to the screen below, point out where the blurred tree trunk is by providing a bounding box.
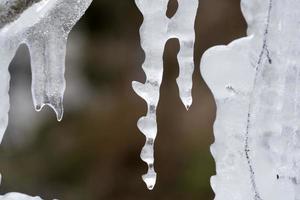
[0,0,41,28]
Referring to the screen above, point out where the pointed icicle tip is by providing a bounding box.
[183,99,192,111]
[47,96,64,122]
[54,105,64,122]
[178,91,193,111]
[51,103,64,122]
[142,171,157,190]
[34,96,64,122]
[35,104,44,112]
[185,104,191,111]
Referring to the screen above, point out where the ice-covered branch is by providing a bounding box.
[133,0,198,190]
[0,0,92,198]
[201,0,300,199]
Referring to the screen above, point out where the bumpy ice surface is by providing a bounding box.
[0,0,92,199]
[201,0,300,199]
[133,0,198,189]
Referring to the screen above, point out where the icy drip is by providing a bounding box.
[201,0,300,200]
[0,0,92,199]
[133,0,198,190]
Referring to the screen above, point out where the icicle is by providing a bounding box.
[0,0,92,198]
[133,0,198,190]
[201,0,300,199]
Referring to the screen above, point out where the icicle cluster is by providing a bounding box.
[201,0,300,199]
[0,0,92,199]
[133,0,198,190]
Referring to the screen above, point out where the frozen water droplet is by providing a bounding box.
[47,96,64,122]
[140,137,156,190]
[52,104,64,122]
[35,104,43,112]
[142,170,157,190]
[185,103,191,111]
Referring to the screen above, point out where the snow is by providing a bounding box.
[133,0,198,190]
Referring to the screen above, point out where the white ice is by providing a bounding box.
[0,175,43,199]
[0,0,92,198]
[201,0,300,199]
[0,193,42,200]
[133,0,198,190]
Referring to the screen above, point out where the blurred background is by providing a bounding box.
[0,0,246,199]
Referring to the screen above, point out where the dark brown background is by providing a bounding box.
[0,0,246,199]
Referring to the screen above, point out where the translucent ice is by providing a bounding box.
[133,0,198,189]
[0,0,92,198]
[201,0,300,199]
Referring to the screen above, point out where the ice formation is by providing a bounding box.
[0,0,92,198]
[201,0,300,199]
[0,192,42,200]
[133,0,198,190]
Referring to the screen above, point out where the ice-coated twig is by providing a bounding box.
[201,0,300,199]
[244,1,273,199]
[133,0,198,190]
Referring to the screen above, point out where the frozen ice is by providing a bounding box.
[133,0,198,189]
[0,193,43,200]
[0,0,92,138]
[0,0,92,198]
[201,0,300,199]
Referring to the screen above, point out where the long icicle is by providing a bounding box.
[133,0,198,190]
